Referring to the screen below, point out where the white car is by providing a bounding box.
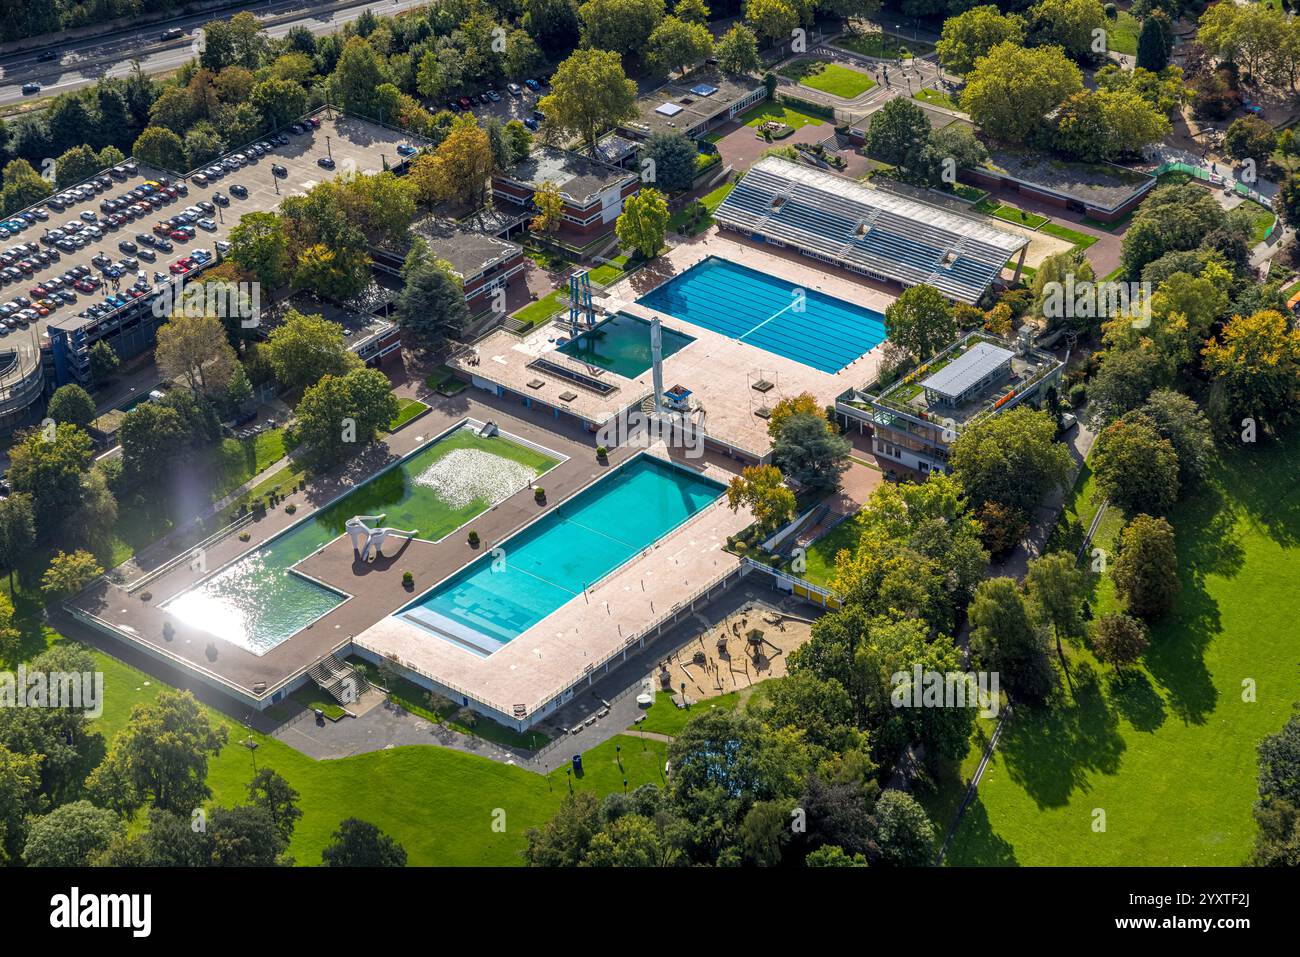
[197,218,217,231]
[79,211,97,222]
[214,240,231,255]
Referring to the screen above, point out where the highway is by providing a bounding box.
[0,0,431,108]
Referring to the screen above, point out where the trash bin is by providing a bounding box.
[571,754,583,773]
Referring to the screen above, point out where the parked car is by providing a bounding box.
[21,83,41,95]
[271,164,287,177]
[318,156,335,169]
[506,83,521,96]
[229,184,247,198]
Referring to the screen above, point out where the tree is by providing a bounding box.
[321,817,407,866]
[0,744,41,865]
[0,493,35,593]
[247,769,302,844]
[883,284,955,360]
[1257,715,1300,807]
[806,844,870,866]
[1092,415,1180,514]
[539,49,638,155]
[524,0,584,58]
[394,239,469,345]
[1024,0,1106,59]
[155,312,239,398]
[1224,115,1277,164]
[1138,390,1215,487]
[286,368,400,467]
[292,243,372,301]
[524,792,602,866]
[264,310,361,392]
[675,0,711,23]
[209,805,288,867]
[53,144,101,189]
[46,384,95,432]
[1092,612,1148,672]
[415,115,494,206]
[1202,310,1300,435]
[0,159,51,216]
[250,77,308,131]
[949,406,1072,514]
[1276,172,1300,230]
[771,411,851,495]
[1136,14,1170,72]
[715,24,762,75]
[961,42,1082,144]
[746,0,799,47]
[936,6,1026,75]
[530,180,565,241]
[726,464,796,534]
[1025,551,1088,670]
[119,402,187,486]
[228,211,290,289]
[333,37,388,116]
[872,790,934,867]
[1052,88,1169,162]
[616,187,670,259]
[864,97,931,182]
[1111,514,1179,620]
[23,801,123,867]
[89,340,121,385]
[7,424,94,540]
[968,577,1055,702]
[578,0,666,59]
[87,690,228,815]
[645,130,698,192]
[1120,184,1227,280]
[648,16,714,77]
[766,392,825,437]
[131,126,186,171]
[583,814,674,866]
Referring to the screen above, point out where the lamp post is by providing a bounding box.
[243,735,259,772]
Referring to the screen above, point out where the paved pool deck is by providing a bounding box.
[67,388,739,712]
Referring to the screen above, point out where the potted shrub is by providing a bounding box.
[402,570,414,589]
[596,445,608,461]
[467,530,480,547]
[534,487,546,504]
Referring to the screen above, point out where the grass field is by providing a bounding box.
[836,31,935,60]
[942,434,1300,865]
[974,198,1049,230]
[914,87,958,110]
[511,289,565,329]
[588,253,630,286]
[779,60,875,99]
[668,181,736,235]
[793,516,863,589]
[64,630,666,865]
[1238,199,1277,244]
[1040,220,1099,253]
[741,101,828,131]
[633,690,740,736]
[1106,11,1141,56]
[385,397,429,432]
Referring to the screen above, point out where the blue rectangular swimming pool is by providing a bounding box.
[637,256,887,374]
[401,455,724,656]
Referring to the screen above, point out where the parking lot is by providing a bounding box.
[0,111,416,386]
[448,79,548,129]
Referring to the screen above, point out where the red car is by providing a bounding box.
[169,229,190,242]
[29,285,48,298]
[307,116,321,129]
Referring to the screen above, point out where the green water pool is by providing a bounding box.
[163,423,561,655]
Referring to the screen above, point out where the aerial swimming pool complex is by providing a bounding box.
[400,455,724,656]
[637,256,888,373]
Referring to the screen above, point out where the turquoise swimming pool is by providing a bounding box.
[557,311,694,378]
[637,256,887,373]
[401,455,724,656]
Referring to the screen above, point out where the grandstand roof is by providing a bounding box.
[714,157,1027,304]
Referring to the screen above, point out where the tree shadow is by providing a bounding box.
[995,662,1127,810]
[942,793,1018,866]
[1105,669,1166,734]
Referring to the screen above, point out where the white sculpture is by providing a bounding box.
[345,514,418,562]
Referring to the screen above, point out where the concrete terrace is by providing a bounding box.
[67,390,717,709]
[353,445,751,720]
[454,233,892,460]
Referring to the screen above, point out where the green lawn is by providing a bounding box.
[914,87,958,111]
[512,289,565,329]
[943,433,1300,865]
[836,30,935,60]
[1238,199,1277,244]
[779,60,875,99]
[425,366,467,396]
[740,100,828,131]
[793,516,863,589]
[974,198,1049,230]
[385,397,429,432]
[62,630,664,865]
[632,690,740,736]
[587,253,630,286]
[1106,11,1141,56]
[1040,220,1099,253]
[668,181,736,235]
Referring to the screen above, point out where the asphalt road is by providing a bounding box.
[0,0,430,108]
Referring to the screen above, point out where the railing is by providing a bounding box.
[119,512,255,593]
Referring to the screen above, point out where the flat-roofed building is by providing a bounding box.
[966,149,1157,223]
[491,146,640,251]
[622,68,767,140]
[715,157,1028,305]
[373,214,526,317]
[837,330,1064,476]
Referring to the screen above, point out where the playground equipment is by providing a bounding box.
[345,514,418,562]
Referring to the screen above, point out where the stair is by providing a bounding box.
[309,653,369,706]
